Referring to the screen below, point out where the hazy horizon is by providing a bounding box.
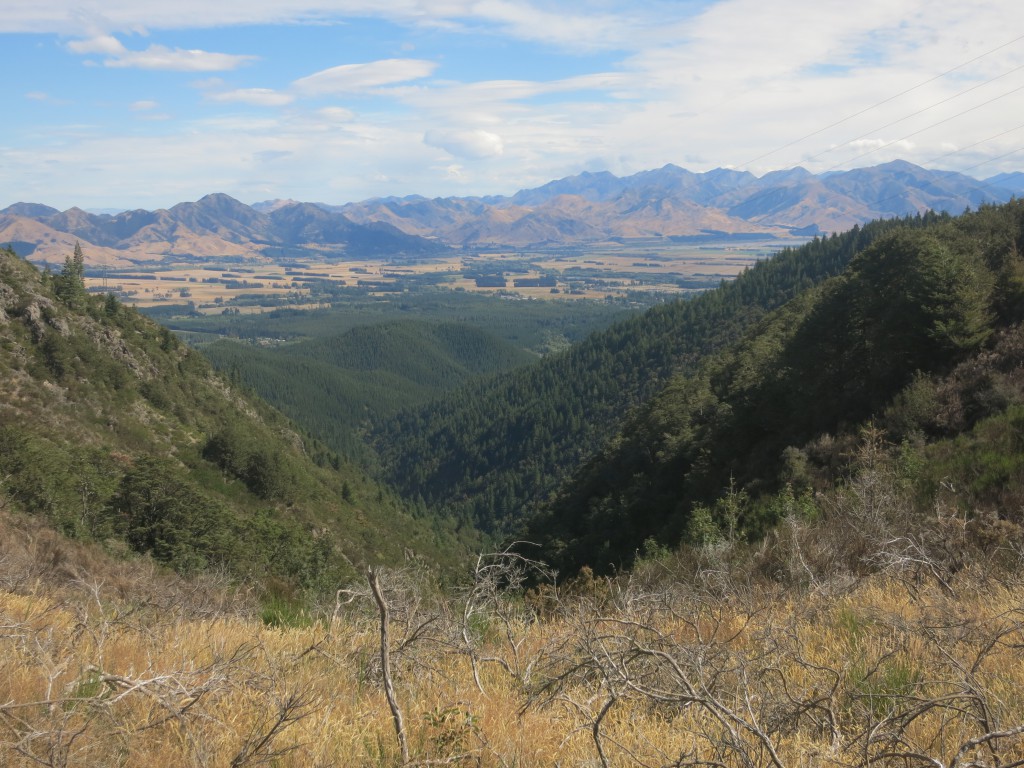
[3,0,1022,210]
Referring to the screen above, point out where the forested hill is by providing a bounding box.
[372,212,945,531]
[202,320,536,460]
[529,201,1024,575]
[0,246,474,604]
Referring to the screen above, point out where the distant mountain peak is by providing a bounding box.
[185,192,253,212]
[1,202,60,219]
[986,171,1024,195]
[339,161,1018,246]
[875,158,924,171]
[251,198,302,213]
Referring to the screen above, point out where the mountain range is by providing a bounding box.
[1,160,1020,265]
[332,160,1021,246]
[0,194,449,268]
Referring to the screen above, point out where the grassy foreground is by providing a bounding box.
[3,509,1024,767]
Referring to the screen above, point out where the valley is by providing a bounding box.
[5,179,1024,768]
[6,2,1024,762]
[80,236,794,315]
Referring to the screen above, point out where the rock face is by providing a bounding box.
[21,299,52,342]
[0,282,15,324]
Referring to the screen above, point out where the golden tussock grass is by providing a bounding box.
[2,514,1024,767]
[1,574,1022,766]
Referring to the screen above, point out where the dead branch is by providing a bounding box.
[368,565,410,765]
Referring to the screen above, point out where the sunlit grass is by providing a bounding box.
[3,561,1024,767]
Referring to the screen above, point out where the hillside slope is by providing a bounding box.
[203,320,536,459]
[529,200,1024,574]
[0,246,473,599]
[372,213,942,531]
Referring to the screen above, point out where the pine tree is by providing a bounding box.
[55,241,86,307]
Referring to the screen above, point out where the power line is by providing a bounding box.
[915,123,1024,170]
[742,33,1024,169]
[950,145,1024,178]
[803,62,1024,164]
[819,82,1024,173]
[701,37,1024,231]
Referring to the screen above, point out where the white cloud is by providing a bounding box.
[131,100,159,110]
[208,88,295,106]
[598,0,1024,176]
[456,0,646,51]
[400,71,630,111]
[424,128,505,158]
[0,1,666,52]
[67,34,126,55]
[108,45,256,71]
[254,149,292,163]
[849,138,916,151]
[0,107,450,209]
[832,138,918,168]
[67,34,256,71]
[191,77,227,90]
[318,107,356,122]
[293,58,437,94]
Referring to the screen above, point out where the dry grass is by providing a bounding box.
[3,525,1024,768]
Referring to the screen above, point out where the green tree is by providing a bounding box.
[112,457,231,572]
[55,241,86,307]
[244,447,297,501]
[910,235,993,353]
[103,292,120,317]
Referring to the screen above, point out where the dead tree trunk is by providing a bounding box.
[367,566,410,765]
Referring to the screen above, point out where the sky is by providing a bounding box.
[2,0,1023,211]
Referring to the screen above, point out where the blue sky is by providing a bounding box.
[2,0,1023,210]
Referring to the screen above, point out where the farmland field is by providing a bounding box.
[85,236,807,313]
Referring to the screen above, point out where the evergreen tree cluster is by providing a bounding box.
[372,213,941,532]
[202,320,536,460]
[53,241,86,307]
[526,202,1024,574]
